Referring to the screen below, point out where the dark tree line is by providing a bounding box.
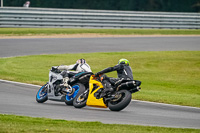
[2,0,200,12]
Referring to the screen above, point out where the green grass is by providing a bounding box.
[0,28,200,36]
[0,114,199,133]
[0,51,199,107]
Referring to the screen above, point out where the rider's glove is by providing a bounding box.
[51,66,58,71]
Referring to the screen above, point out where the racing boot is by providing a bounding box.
[61,77,73,94]
[100,81,114,98]
[63,77,69,87]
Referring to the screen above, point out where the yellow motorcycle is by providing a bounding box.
[73,75,141,111]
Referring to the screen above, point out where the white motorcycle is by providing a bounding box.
[36,66,92,105]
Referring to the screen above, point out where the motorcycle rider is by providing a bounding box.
[56,58,92,92]
[94,58,141,96]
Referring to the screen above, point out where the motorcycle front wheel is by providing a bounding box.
[65,83,85,105]
[73,90,88,108]
[36,83,48,103]
[108,90,132,111]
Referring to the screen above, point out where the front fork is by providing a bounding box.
[82,89,89,99]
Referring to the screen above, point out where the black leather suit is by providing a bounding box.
[96,64,134,92]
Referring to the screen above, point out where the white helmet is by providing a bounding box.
[76,59,86,64]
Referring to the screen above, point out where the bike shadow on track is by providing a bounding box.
[35,101,131,112]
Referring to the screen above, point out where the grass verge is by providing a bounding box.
[0,114,199,133]
[0,28,200,36]
[0,51,199,107]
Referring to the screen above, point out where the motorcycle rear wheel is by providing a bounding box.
[108,90,131,111]
[36,83,48,103]
[73,90,88,108]
[65,83,85,105]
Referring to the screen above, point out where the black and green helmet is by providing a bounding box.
[118,59,130,66]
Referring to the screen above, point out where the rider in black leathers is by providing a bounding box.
[94,59,141,95]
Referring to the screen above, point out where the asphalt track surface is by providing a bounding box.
[0,36,200,57]
[0,36,200,129]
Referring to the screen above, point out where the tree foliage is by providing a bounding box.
[2,0,200,12]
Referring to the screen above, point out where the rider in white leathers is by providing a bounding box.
[57,59,92,91]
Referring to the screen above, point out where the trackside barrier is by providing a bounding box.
[0,7,199,29]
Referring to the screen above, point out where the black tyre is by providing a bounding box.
[108,90,132,111]
[36,83,48,103]
[65,83,85,105]
[73,90,88,108]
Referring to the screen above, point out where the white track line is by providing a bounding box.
[0,79,41,88]
[132,99,200,110]
[0,79,199,110]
